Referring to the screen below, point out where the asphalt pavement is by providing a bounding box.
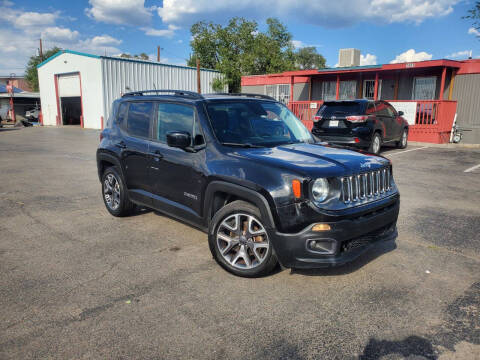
[1,127,479,359]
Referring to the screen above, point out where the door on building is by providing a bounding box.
[57,74,82,126]
[363,79,382,100]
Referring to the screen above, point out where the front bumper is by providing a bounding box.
[269,197,399,269]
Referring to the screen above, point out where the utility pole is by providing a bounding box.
[157,46,161,62]
[39,38,43,60]
[196,58,201,94]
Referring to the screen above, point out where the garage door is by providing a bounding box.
[58,74,80,97]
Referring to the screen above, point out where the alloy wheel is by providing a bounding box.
[216,213,270,270]
[373,136,380,154]
[402,130,407,147]
[104,173,121,210]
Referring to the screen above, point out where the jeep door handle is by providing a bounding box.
[115,141,127,149]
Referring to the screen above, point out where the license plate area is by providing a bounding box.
[329,120,339,127]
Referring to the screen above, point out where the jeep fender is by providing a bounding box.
[204,181,276,232]
[96,151,124,181]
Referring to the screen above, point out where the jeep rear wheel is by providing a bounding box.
[208,200,278,277]
[101,166,135,217]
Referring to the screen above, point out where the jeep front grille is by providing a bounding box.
[341,167,393,204]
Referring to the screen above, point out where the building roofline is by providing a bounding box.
[243,59,464,79]
[37,49,220,73]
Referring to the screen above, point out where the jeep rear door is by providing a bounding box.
[118,101,154,204]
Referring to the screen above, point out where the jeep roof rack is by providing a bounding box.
[208,93,276,101]
[122,89,204,99]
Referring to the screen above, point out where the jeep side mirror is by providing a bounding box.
[398,111,404,116]
[166,131,191,149]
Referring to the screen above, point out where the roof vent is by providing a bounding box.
[338,48,361,67]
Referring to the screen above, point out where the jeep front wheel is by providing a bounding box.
[208,200,278,277]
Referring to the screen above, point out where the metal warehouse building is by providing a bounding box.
[38,50,224,129]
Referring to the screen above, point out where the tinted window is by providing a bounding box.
[116,102,128,125]
[206,100,312,146]
[126,102,153,138]
[386,103,397,117]
[375,102,390,117]
[157,103,194,143]
[317,102,364,117]
[366,102,376,115]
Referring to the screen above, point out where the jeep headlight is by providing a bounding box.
[312,178,329,203]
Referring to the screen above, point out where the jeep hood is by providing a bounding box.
[235,143,389,178]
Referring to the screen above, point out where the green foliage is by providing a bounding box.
[294,47,327,70]
[211,77,226,92]
[120,53,150,60]
[189,17,297,92]
[25,47,61,92]
[464,1,480,38]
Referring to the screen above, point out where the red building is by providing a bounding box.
[241,59,480,144]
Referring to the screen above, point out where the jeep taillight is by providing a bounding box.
[345,115,368,123]
[314,115,322,122]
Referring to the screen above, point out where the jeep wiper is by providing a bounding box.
[220,142,265,148]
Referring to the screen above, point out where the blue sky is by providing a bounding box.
[1,0,479,74]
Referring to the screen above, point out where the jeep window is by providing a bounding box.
[317,102,364,118]
[206,100,313,147]
[156,103,195,144]
[366,102,376,115]
[126,102,153,138]
[116,102,128,125]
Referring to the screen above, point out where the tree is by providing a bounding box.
[464,1,480,38]
[25,47,61,92]
[294,47,326,70]
[189,17,297,92]
[120,53,149,60]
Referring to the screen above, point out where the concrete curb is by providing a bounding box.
[409,141,480,149]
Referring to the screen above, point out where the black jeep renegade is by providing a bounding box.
[96,90,399,277]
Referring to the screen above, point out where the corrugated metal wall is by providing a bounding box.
[451,73,480,143]
[101,58,225,119]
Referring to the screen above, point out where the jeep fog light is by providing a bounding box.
[308,240,335,254]
[312,178,329,202]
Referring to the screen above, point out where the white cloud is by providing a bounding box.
[157,0,458,27]
[142,24,179,37]
[42,27,79,42]
[390,49,433,64]
[85,0,154,26]
[292,40,322,49]
[15,11,58,28]
[89,34,122,46]
[468,27,480,37]
[360,53,377,65]
[0,1,124,74]
[446,50,472,59]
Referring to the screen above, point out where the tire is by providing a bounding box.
[208,200,278,277]
[369,132,382,155]
[396,128,408,149]
[101,166,135,217]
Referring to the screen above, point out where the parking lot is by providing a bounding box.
[0,127,479,359]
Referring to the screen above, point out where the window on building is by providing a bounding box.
[265,84,290,104]
[363,79,382,100]
[339,80,357,100]
[413,77,436,100]
[322,81,337,101]
[157,103,195,143]
[126,102,153,138]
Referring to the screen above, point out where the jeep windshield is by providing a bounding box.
[206,100,314,147]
